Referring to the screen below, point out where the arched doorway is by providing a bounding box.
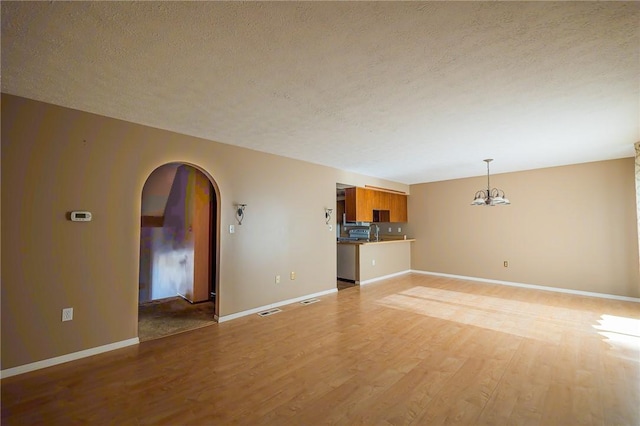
[138,163,220,341]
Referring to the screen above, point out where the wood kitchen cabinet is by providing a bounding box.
[345,187,373,222]
[344,187,357,222]
[389,192,408,222]
[345,187,408,223]
[374,190,390,211]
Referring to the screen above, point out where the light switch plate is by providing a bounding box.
[62,307,73,322]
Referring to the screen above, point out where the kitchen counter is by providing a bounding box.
[337,238,413,284]
[337,238,415,245]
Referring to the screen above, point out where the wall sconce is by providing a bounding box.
[235,204,247,225]
[325,208,334,225]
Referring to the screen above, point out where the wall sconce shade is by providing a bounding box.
[325,208,334,224]
[235,204,247,225]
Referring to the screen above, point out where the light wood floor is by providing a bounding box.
[2,274,639,425]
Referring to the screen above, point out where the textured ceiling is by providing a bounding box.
[2,1,638,184]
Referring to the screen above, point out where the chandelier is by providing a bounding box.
[471,159,510,206]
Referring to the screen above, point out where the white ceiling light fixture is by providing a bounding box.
[471,159,510,206]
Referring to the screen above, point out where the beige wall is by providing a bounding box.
[0,94,408,370]
[358,241,412,282]
[406,159,640,298]
[141,163,179,216]
[3,93,636,371]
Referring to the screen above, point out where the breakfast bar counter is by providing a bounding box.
[337,238,416,245]
[337,238,414,284]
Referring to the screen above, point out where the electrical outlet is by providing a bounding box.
[372,259,376,266]
[388,227,392,232]
[504,261,509,267]
[329,225,333,231]
[397,227,402,233]
[275,275,281,284]
[290,271,296,280]
[62,307,73,322]
[229,225,235,234]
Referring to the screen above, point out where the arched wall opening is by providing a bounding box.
[139,162,220,319]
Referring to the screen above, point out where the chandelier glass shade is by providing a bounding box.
[471,159,510,206]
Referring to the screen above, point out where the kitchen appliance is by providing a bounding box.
[348,228,370,241]
[342,213,369,227]
[337,227,371,242]
[337,243,357,281]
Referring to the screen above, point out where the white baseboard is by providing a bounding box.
[1,337,140,379]
[359,270,412,286]
[411,270,640,303]
[216,288,339,323]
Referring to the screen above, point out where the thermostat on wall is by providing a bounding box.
[70,211,92,222]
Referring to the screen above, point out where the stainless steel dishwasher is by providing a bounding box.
[337,243,357,281]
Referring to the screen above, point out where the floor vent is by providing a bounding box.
[257,308,282,317]
[300,298,320,305]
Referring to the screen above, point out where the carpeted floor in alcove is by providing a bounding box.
[138,297,216,342]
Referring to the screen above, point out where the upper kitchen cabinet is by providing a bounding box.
[345,187,373,222]
[389,192,408,222]
[373,190,390,212]
[345,187,408,223]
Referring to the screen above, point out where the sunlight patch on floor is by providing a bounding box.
[376,286,607,344]
[593,315,640,361]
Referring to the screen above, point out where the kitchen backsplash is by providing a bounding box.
[337,222,409,239]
